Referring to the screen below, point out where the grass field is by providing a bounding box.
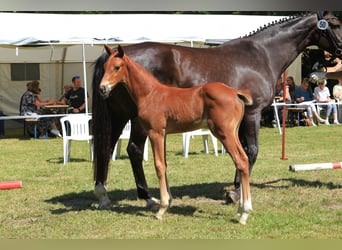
[0,125,341,239]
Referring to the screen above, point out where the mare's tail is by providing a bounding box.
[92,52,112,183]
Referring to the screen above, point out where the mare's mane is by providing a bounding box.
[241,12,310,38]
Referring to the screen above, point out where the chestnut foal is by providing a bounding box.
[99,45,253,224]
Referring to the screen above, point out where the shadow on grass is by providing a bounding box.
[46,157,91,164]
[45,182,227,216]
[44,177,340,217]
[253,178,341,190]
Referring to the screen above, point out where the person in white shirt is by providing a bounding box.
[314,79,340,125]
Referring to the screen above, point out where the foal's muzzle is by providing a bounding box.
[99,84,112,99]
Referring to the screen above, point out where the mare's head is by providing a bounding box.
[99,45,127,99]
[315,11,342,57]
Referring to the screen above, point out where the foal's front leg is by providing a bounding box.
[149,131,171,220]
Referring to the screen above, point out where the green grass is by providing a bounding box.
[0,125,341,239]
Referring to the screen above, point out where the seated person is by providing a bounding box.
[333,78,342,102]
[274,77,291,126]
[57,84,72,105]
[20,80,61,138]
[295,78,325,126]
[311,58,342,123]
[60,76,88,113]
[314,79,340,125]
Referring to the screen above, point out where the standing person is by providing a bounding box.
[60,76,88,113]
[20,80,61,138]
[310,51,342,91]
[314,79,339,125]
[295,78,325,126]
[311,70,342,83]
[332,78,342,122]
[324,51,342,73]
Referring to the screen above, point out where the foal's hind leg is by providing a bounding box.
[220,131,252,225]
[229,113,261,204]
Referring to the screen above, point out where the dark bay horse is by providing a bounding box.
[92,12,342,209]
[99,45,253,223]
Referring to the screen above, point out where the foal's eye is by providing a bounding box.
[114,66,120,71]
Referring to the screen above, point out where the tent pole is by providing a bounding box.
[81,43,89,115]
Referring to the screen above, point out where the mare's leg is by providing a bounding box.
[93,85,136,208]
[128,119,158,208]
[94,115,126,209]
[229,111,260,204]
[148,130,170,219]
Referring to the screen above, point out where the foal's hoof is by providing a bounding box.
[237,213,249,225]
[155,213,163,220]
[224,188,240,204]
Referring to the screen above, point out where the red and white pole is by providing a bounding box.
[281,70,288,160]
[289,162,342,172]
[0,180,22,190]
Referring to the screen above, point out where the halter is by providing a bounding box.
[316,11,342,57]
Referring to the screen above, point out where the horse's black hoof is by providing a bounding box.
[224,188,240,204]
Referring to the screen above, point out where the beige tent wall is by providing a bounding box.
[285,54,302,86]
[0,48,302,117]
[0,44,103,116]
[0,63,62,115]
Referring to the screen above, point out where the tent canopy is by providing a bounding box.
[0,13,286,60]
[0,13,289,117]
[0,13,285,45]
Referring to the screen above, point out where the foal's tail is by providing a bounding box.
[237,89,253,106]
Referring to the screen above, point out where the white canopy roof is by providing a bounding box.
[0,13,289,118]
[0,13,285,46]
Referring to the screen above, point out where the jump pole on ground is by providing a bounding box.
[0,180,22,190]
[289,162,342,172]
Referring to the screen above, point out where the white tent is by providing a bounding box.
[0,13,291,116]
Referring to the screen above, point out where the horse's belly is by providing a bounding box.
[165,119,207,134]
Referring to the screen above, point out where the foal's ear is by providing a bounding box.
[104,45,114,55]
[117,45,125,58]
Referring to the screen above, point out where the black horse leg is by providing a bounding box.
[127,118,158,207]
[93,114,128,209]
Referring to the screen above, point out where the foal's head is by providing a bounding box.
[99,45,127,99]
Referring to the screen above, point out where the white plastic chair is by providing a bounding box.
[60,114,93,164]
[112,120,149,161]
[182,129,218,158]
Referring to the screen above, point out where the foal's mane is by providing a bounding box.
[241,12,310,38]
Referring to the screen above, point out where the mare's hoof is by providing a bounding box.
[146,197,160,210]
[224,188,240,204]
[98,198,112,210]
